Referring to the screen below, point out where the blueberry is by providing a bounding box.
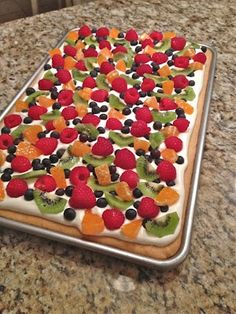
[175,88,182,94]
[28,102,36,108]
[90,70,97,77]
[167,60,174,66]
[1,172,11,182]
[121,126,130,134]
[44,63,51,70]
[7,145,16,154]
[100,114,107,120]
[132,73,139,79]
[4,168,13,175]
[122,108,131,115]
[139,91,146,98]
[111,173,119,182]
[6,154,15,162]
[94,190,103,198]
[201,46,207,52]
[51,90,59,100]
[72,118,81,125]
[160,205,169,212]
[133,200,141,209]
[153,121,162,130]
[150,149,160,159]
[125,208,137,220]
[175,108,184,116]
[65,185,74,197]
[166,181,175,186]
[64,208,76,221]
[165,48,174,56]
[25,87,35,95]
[92,106,100,114]
[56,188,65,196]
[49,154,59,163]
[130,40,138,46]
[37,132,46,139]
[109,165,117,174]
[1,127,11,134]
[120,92,125,99]
[188,72,195,77]
[24,189,34,201]
[88,136,96,142]
[178,114,186,119]
[132,107,138,114]
[96,198,108,208]
[64,169,70,178]
[56,149,66,158]
[176,156,184,164]
[136,100,143,106]
[79,133,88,142]
[42,158,51,167]
[133,188,142,199]
[125,69,132,75]
[100,105,108,112]
[52,103,61,111]
[33,163,45,171]
[13,138,22,145]
[136,149,145,156]
[118,32,124,38]
[153,178,160,183]
[189,80,195,86]
[22,117,32,124]
[97,127,105,134]
[135,45,142,53]
[124,119,133,126]
[133,84,140,90]
[50,131,60,139]
[87,164,94,172]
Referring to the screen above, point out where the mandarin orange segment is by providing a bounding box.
[190,61,203,70]
[99,47,113,58]
[121,219,142,239]
[75,40,85,50]
[50,166,67,189]
[81,210,105,235]
[97,54,107,66]
[15,100,28,112]
[49,48,61,57]
[134,138,150,152]
[183,48,195,58]
[76,104,88,117]
[66,31,79,42]
[95,164,111,186]
[64,56,77,70]
[108,108,124,119]
[0,180,5,201]
[158,65,171,77]
[76,49,84,61]
[163,31,176,39]
[174,98,194,115]
[155,187,179,206]
[23,125,43,144]
[106,70,119,84]
[162,80,174,95]
[77,88,92,101]
[140,33,151,41]
[37,96,55,108]
[63,79,76,91]
[53,116,67,132]
[160,125,179,138]
[115,181,133,201]
[70,141,91,157]
[115,59,126,72]
[161,148,178,163]
[144,96,159,109]
[16,142,42,159]
[143,45,157,56]
[109,28,120,38]
[0,151,6,167]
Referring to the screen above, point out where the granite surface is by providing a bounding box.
[0,0,235,313]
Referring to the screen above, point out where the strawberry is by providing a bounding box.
[91,89,108,102]
[75,60,87,71]
[100,61,115,74]
[35,137,58,155]
[70,166,90,185]
[141,38,154,48]
[156,160,176,182]
[173,75,189,89]
[56,69,72,84]
[99,40,111,50]
[150,31,163,41]
[111,77,127,93]
[140,78,155,92]
[130,120,151,137]
[193,52,207,64]
[159,98,177,111]
[92,137,113,156]
[137,197,159,219]
[52,54,64,68]
[28,105,47,120]
[174,56,189,69]
[173,118,190,132]
[135,106,153,123]
[112,45,128,54]
[64,45,77,57]
[96,27,109,37]
[114,148,136,169]
[4,114,22,128]
[105,118,122,130]
[79,25,92,37]
[152,52,168,64]
[0,134,14,149]
[34,175,57,192]
[58,90,74,106]
[83,47,98,58]
[120,170,139,189]
[125,29,138,41]
[102,209,125,230]
[82,114,100,126]
[60,128,78,143]
[171,37,186,51]
[45,120,55,131]
[165,136,183,152]
[124,88,140,105]
[61,106,78,120]
[136,64,153,76]
[38,79,54,91]
[134,54,151,64]
[6,178,28,197]
[82,76,97,89]
[69,183,96,209]
[11,156,31,173]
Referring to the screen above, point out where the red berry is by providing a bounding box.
[61,106,78,120]
[152,52,168,64]
[173,75,189,89]
[79,25,91,37]
[105,118,122,130]
[82,76,97,89]
[134,54,151,64]
[56,69,72,84]
[141,38,154,48]
[91,89,108,102]
[193,52,207,64]
[34,175,57,192]
[111,77,127,93]
[114,148,136,169]
[100,61,115,74]
[150,31,163,41]
[64,45,77,57]
[130,120,151,137]
[35,137,58,155]
[38,79,54,91]
[52,54,64,68]
[82,113,100,126]
[136,64,153,76]
[165,136,183,152]
[120,170,139,189]
[124,88,140,105]
[6,178,28,197]
[96,27,109,37]
[102,209,125,230]
[173,118,190,132]
[92,137,113,156]
[112,45,128,54]
[11,156,31,173]
[171,37,186,51]
[135,106,153,123]
[99,40,111,50]
[45,120,55,131]
[70,166,90,185]
[0,134,14,149]
[174,56,189,68]
[83,47,98,58]
[125,29,138,42]
[4,114,22,128]
[159,98,177,111]
[137,197,159,219]
[75,60,87,71]
[69,183,96,209]
[156,160,176,182]
[140,78,155,92]
[28,105,47,120]
[60,128,78,143]
[58,90,74,106]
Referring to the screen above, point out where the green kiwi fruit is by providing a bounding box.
[171,68,193,77]
[40,110,60,121]
[120,74,140,86]
[104,192,133,210]
[136,156,158,182]
[76,123,99,139]
[152,110,176,124]
[96,74,110,91]
[138,182,164,198]
[176,87,196,101]
[83,154,114,167]
[43,70,57,82]
[73,91,88,105]
[88,177,116,192]
[155,39,170,52]
[144,74,168,84]
[59,155,79,169]
[25,91,48,104]
[72,69,88,82]
[149,132,164,149]
[109,131,133,147]
[34,190,67,214]
[84,57,97,71]
[109,94,126,111]
[13,170,47,179]
[11,125,29,139]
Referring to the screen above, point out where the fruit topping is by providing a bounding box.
[156,160,176,182]
[144,212,179,237]
[11,156,31,173]
[165,136,183,152]
[114,148,136,169]
[81,210,105,235]
[121,219,142,239]
[102,208,125,230]
[6,178,28,198]
[130,120,151,137]
[120,170,139,189]
[136,156,158,182]
[95,164,111,186]
[137,197,160,219]
[4,114,22,129]
[34,175,57,192]
[35,137,58,155]
[34,190,67,214]
[50,166,67,189]
[69,183,96,209]
[155,187,179,206]
[115,181,133,201]
[92,137,113,156]
[173,118,190,132]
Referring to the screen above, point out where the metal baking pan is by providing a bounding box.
[0,30,217,270]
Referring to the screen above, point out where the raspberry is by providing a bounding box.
[82,114,100,126]
[156,160,176,182]
[171,37,186,51]
[152,52,168,64]
[35,137,58,155]
[69,183,96,209]
[56,69,72,84]
[136,64,153,76]
[79,25,91,37]
[173,75,189,89]
[193,52,207,64]
[112,45,128,54]
[141,38,154,48]
[105,118,122,130]
[28,105,47,120]
[58,90,73,106]
[0,134,14,149]
[6,178,28,197]
[130,120,151,137]
[125,29,138,42]
[45,120,55,131]
[150,31,163,41]
[124,88,140,105]
[99,40,111,50]
[83,47,98,58]
[120,170,139,189]
[114,148,136,169]
[100,61,115,74]
[111,77,127,93]
[173,118,190,132]
[34,175,56,192]
[70,166,90,185]
[60,128,78,143]
[91,89,108,102]
[75,60,87,71]
[140,78,155,92]
[11,156,31,173]
[102,209,125,230]
[61,106,78,120]
[64,45,77,57]
[174,56,189,69]
[4,114,22,128]
[165,136,183,152]
[134,54,151,64]
[38,79,54,91]
[82,76,97,89]
[96,27,109,37]
[137,197,159,219]
[92,137,113,156]
[159,98,177,111]
[135,107,153,123]
[52,54,64,68]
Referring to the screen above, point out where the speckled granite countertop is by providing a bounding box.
[0,0,235,313]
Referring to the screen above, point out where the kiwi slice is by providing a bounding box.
[155,39,170,52]
[25,91,48,104]
[11,125,29,139]
[96,74,110,91]
[88,177,116,192]
[40,110,60,121]
[83,154,114,167]
[113,53,133,68]
[84,57,97,71]
[34,190,67,214]
[176,87,196,101]
[136,156,158,182]
[44,70,57,83]
[72,69,88,82]
[105,192,133,210]
[84,36,98,46]
[144,212,179,238]
[152,110,176,124]
[59,155,79,169]
[171,68,194,77]
[176,43,200,56]
[144,74,168,84]
[76,123,99,139]
[13,170,47,179]
[120,74,140,86]
[73,91,88,106]
[138,182,164,198]
[109,131,133,147]
[109,94,126,111]
[149,132,164,149]
[151,91,174,99]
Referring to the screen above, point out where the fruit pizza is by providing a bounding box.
[0,26,212,260]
